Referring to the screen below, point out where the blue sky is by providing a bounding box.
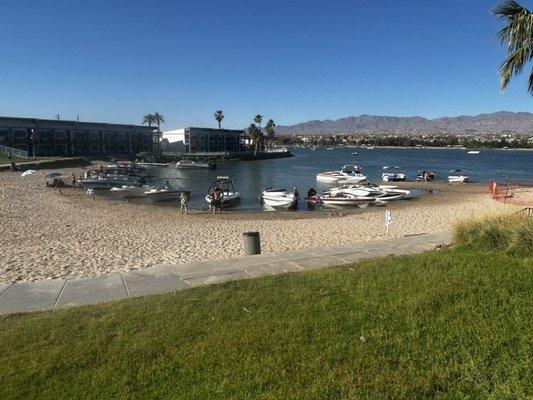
[0,0,531,129]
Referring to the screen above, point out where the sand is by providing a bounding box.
[0,167,520,283]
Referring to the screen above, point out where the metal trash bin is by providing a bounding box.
[243,231,261,255]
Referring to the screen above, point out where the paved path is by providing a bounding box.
[0,231,453,315]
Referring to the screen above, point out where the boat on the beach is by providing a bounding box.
[416,170,436,181]
[78,174,140,189]
[448,169,470,183]
[316,165,367,183]
[176,160,216,169]
[382,166,406,182]
[320,192,375,208]
[144,187,190,201]
[109,185,149,199]
[260,189,297,209]
[205,176,241,208]
[326,183,409,202]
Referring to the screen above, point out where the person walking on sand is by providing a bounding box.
[212,186,222,214]
[71,173,76,188]
[180,191,189,215]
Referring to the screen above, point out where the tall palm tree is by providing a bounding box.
[214,110,224,129]
[493,1,533,93]
[153,112,165,131]
[254,114,263,127]
[247,123,261,157]
[142,114,155,127]
[265,119,276,147]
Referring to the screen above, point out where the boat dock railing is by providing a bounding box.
[0,145,28,158]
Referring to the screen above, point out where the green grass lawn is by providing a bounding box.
[0,246,531,399]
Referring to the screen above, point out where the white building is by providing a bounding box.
[161,127,244,153]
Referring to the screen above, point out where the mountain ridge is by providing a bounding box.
[276,111,533,135]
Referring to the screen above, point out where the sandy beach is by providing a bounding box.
[0,166,521,283]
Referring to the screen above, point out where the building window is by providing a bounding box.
[54,130,66,140]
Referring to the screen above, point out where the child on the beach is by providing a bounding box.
[180,191,189,215]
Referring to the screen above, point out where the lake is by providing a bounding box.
[148,147,533,211]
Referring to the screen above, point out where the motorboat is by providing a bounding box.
[109,185,149,199]
[316,165,366,183]
[78,174,140,189]
[136,162,168,168]
[260,189,297,209]
[205,176,241,208]
[448,169,470,183]
[321,192,375,208]
[325,147,335,151]
[416,170,436,181]
[144,187,190,202]
[327,183,409,202]
[467,150,480,154]
[176,160,216,169]
[382,166,406,182]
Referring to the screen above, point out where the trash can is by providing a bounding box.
[243,231,261,255]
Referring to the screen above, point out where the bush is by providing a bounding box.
[454,214,533,256]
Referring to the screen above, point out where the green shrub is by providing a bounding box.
[454,214,533,256]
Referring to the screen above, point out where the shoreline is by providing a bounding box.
[0,166,521,284]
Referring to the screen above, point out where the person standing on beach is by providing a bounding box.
[71,173,76,188]
[180,191,189,215]
[212,187,222,214]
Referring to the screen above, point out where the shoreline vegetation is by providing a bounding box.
[0,216,531,398]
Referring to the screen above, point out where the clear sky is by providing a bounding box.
[0,0,532,129]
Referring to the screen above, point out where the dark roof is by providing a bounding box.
[0,115,154,130]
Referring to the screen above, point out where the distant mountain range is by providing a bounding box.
[276,111,533,136]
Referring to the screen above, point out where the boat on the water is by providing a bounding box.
[316,165,366,183]
[416,170,436,181]
[325,147,335,151]
[260,189,297,209]
[448,169,470,183]
[382,166,406,182]
[205,176,241,208]
[136,162,168,168]
[176,160,216,169]
[467,150,480,154]
[78,174,140,189]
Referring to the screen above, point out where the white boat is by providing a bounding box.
[205,176,241,208]
[316,165,366,183]
[321,193,375,208]
[327,183,409,201]
[78,174,140,189]
[448,169,470,183]
[261,189,297,209]
[144,187,190,201]
[109,185,149,199]
[325,147,335,151]
[136,162,168,168]
[382,166,406,182]
[467,150,480,154]
[176,160,216,169]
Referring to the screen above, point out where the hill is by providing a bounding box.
[277,111,533,135]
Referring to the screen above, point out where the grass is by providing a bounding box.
[0,246,531,399]
[454,214,533,256]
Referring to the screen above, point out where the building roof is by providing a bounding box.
[0,115,154,130]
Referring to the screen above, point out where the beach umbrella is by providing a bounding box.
[45,172,62,178]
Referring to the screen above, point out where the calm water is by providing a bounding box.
[147,147,533,211]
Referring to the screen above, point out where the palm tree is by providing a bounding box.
[214,110,224,129]
[247,123,261,157]
[153,112,165,130]
[265,119,276,147]
[493,1,533,93]
[142,114,155,127]
[254,114,263,127]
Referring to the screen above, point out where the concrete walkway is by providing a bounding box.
[0,231,453,315]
